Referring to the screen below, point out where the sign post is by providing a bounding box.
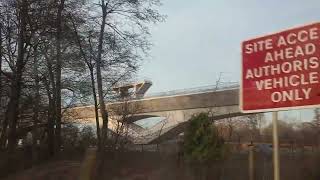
[241,23,320,180]
[272,112,280,180]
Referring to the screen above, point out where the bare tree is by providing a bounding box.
[0,1,164,167]
[4,0,32,153]
[156,117,168,152]
[92,0,164,148]
[70,17,102,150]
[54,0,66,153]
[246,114,264,143]
[108,93,144,150]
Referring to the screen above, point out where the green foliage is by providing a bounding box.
[183,113,227,164]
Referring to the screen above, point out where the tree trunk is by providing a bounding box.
[44,53,57,157]
[54,0,65,153]
[0,23,7,149]
[0,15,2,108]
[0,118,8,149]
[96,1,109,147]
[70,16,102,151]
[0,7,7,150]
[7,0,27,153]
[32,46,40,163]
[47,98,55,156]
[228,125,233,141]
[90,68,101,150]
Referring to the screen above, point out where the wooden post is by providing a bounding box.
[272,111,280,180]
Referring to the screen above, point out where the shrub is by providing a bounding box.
[79,126,97,149]
[183,113,228,164]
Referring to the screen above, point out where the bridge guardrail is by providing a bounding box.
[144,82,239,99]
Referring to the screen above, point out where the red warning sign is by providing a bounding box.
[241,23,320,113]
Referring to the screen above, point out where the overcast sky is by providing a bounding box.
[138,0,320,121]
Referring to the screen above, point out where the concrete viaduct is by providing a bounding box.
[67,83,243,144]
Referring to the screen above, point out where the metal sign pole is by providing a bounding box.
[272,111,280,180]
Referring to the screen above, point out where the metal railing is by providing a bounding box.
[144,82,239,98]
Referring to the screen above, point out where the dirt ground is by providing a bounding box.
[3,161,81,180]
[2,150,320,180]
